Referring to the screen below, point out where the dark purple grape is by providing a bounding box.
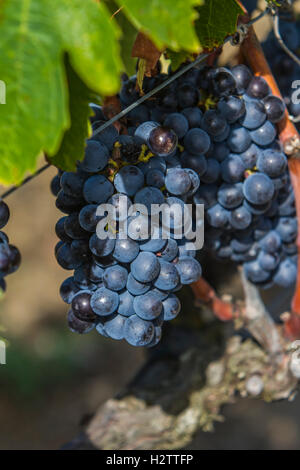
[72,291,96,322]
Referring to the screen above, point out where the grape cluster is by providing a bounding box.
[52,60,297,345]
[51,115,202,346]
[262,15,300,127]
[0,200,21,291]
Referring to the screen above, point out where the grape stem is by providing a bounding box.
[237,0,300,338]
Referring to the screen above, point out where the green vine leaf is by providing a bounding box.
[116,0,203,52]
[0,0,122,185]
[195,0,243,49]
[48,59,98,171]
[104,1,138,76]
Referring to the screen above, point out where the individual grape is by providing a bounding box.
[128,104,150,125]
[154,260,180,291]
[79,204,102,232]
[123,315,155,347]
[207,142,230,162]
[55,243,82,270]
[133,291,163,320]
[243,199,271,215]
[71,291,96,322]
[67,309,95,334]
[274,259,297,287]
[274,217,297,243]
[193,184,218,209]
[163,294,181,321]
[244,260,270,283]
[231,236,253,253]
[73,265,97,290]
[131,252,160,283]
[138,156,167,174]
[163,113,189,138]
[78,140,109,173]
[127,214,152,240]
[146,169,165,188]
[165,197,187,231]
[92,121,118,150]
[263,95,285,123]
[64,213,88,240]
[246,76,270,99]
[227,124,251,153]
[134,186,165,211]
[239,144,261,169]
[140,234,167,253]
[243,173,275,205]
[278,192,295,216]
[147,325,163,348]
[206,204,229,228]
[217,183,244,209]
[253,218,272,241]
[56,190,85,214]
[250,120,276,146]
[135,122,178,157]
[55,217,72,243]
[102,314,126,340]
[71,240,90,264]
[239,100,266,130]
[257,251,279,271]
[89,103,105,123]
[60,277,80,304]
[50,174,61,196]
[232,65,253,94]
[212,123,230,143]
[113,237,139,263]
[175,256,202,284]
[181,152,207,176]
[185,169,200,196]
[184,128,211,155]
[201,109,227,136]
[165,168,191,196]
[212,67,236,97]
[177,239,196,258]
[60,172,85,197]
[88,262,104,283]
[217,95,246,123]
[118,290,134,317]
[229,206,252,230]
[160,239,179,262]
[90,286,119,316]
[220,155,245,183]
[107,194,132,221]
[256,149,287,177]
[0,232,9,244]
[157,90,178,112]
[181,107,203,128]
[83,175,114,204]
[126,272,150,296]
[103,265,128,291]
[200,159,220,184]
[114,165,144,197]
[89,234,116,257]
[55,240,64,257]
[165,154,181,168]
[177,82,199,108]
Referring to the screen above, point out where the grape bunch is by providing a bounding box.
[0,200,21,291]
[51,60,297,345]
[262,15,300,127]
[51,117,202,346]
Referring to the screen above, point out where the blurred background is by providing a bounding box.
[0,0,300,450]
